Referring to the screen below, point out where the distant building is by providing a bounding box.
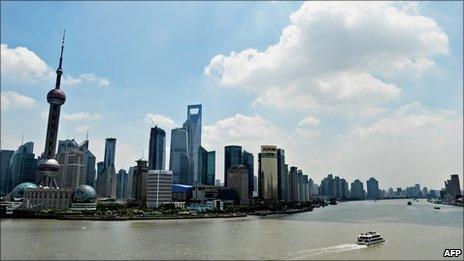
[258,145,278,202]
[126,167,134,199]
[224,145,242,187]
[132,159,148,207]
[148,126,166,170]
[351,179,365,199]
[450,174,462,200]
[215,179,221,186]
[366,177,380,200]
[116,169,127,199]
[96,138,117,198]
[207,151,216,185]
[96,161,104,179]
[341,178,349,199]
[277,149,286,201]
[226,165,249,205]
[79,140,96,188]
[242,150,254,198]
[169,127,189,184]
[0,150,14,195]
[23,187,72,210]
[56,139,85,190]
[289,166,299,202]
[146,170,173,208]
[8,142,37,190]
[183,104,202,185]
[198,146,215,185]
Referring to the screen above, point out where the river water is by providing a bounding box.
[1,199,463,260]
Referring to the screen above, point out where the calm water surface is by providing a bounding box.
[1,199,463,260]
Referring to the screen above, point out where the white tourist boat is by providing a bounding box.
[356,231,385,246]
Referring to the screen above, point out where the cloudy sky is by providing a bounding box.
[1,1,462,190]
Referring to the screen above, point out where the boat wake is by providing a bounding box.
[289,244,367,259]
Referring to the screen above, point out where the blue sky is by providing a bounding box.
[1,1,462,189]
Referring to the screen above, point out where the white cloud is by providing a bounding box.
[62,112,101,121]
[1,91,36,110]
[298,115,320,127]
[1,44,53,83]
[1,43,109,87]
[145,113,176,130]
[205,2,448,112]
[75,125,91,133]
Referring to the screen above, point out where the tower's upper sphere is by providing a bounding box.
[47,89,66,105]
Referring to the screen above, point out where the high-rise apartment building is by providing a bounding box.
[258,145,278,202]
[366,177,380,199]
[148,126,166,170]
[351,179,365,199]
[450,174,462,200]
[169,127,189,184]
[224,145,242,187]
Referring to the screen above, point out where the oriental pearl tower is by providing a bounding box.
[37,31,67,188]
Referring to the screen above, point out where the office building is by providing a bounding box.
[96,138,117,198]
[79,139,96,188]
[148,126,166,170]
[182,104,202,185]
[198,146,209,185]
[207,151,216,185]
[258,145,278,202]
[277,149,286,201]
[450,174,462,200]
[56,139,85,190]
[8,142,37,190]
[0,150,14,195]
[169,127,189,184]
[224,145,242,187]
[226,165,249,205]
[351,179,365,199]
[132,159,148,207]
[341,178,349,199]
[125,167,134,199]
[366,177,380,199]
[146,170,173,208]
[116,169,127,199]
[242,150,254,198]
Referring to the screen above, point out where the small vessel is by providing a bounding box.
[357,231,385,246]
[433,206,440,210]
[407,201,412,205]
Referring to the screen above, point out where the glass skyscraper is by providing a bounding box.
[207,151,216,185]
[242,150,254,198]
[277,149,286,201]
[0,150,14,195]
[79,139,96,188]
[224,145,242,187]
[96,138,117,198]
[182,104,202,185]
[198,146,208,185]
[258,145,278,202]
[9,142,37,190]
[148,126,166,170]
[169,127,189,184]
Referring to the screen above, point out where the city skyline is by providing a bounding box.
[1,2,462,189]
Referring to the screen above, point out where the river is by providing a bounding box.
[1,199,463,260]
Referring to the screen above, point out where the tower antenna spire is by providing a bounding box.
[59,30,65,70]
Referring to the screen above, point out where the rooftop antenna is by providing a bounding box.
[20,134,24,146]
[86,130,89,141]
[141,149,144,160]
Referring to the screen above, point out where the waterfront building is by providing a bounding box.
[69,184,97,211]
[148,126,166,170]
[56,139,85,190]
[277,149,286,201]
[242,150,254,198]
[23,187,71,210]
[258,145,278,202]
[450,174,462,200]
[226,165,249,205]
[146,170,173,208]
[198,146,208,185]
[116,169,127,199]
[132,159,148,207]
[366,177,380,200]
[8,142,37,190]
[341,178,349,199]
[125,167,134,199]
[351,179,365,199]
[79,140,96,188]
[182,104,202,185]
[96,138,117,198]
[0,150,14,195]
[207,151,216,185]
[289,166,299,201]
[298,170,304,201]
[169,127,189,184]
[172,184,193,202]
[224,145,242,187]
[308,178,318,197]
[302,175,309,202]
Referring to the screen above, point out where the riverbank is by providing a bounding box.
[58,213,247,220]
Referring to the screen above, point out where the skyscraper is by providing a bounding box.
[132,158,148,207]
[198,146,208,185]
[79,139,96,188]
[258,145,278,202]
[8,142,37,190]
[183,104,202,185]
[96,138,117,198]
[351,179,365,199]
[37,32,67,188]
[169,127,189,184]
[224,145,242,187]
[450,174,462,200]
[116,169,127,198]
[277,149,286,201]
[226,165,249,205]
[56,139,85,190]
[148,126,166,170]
[125,166,135,199]
[366,177,380,199]
[207,151,216,186]
[146,170,173,208]
[242,150,254,198]
[0,150,14,195]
